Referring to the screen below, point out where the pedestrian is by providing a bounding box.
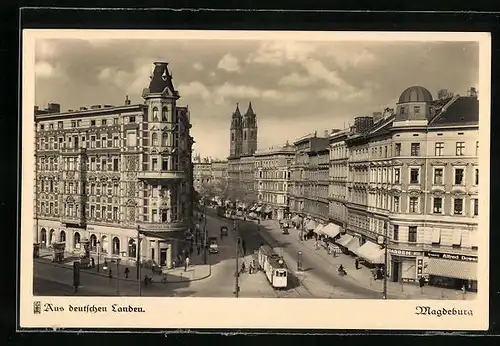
[184,256,190,271]
[355,258,360,270]
[91,257,95,268]
[124,267,129,279]
[197,245,201,255]
[108,268,112,279]
[242,239,246,255]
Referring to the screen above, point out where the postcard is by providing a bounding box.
[20,29,490,330]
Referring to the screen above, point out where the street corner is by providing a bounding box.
[156,264,212,284]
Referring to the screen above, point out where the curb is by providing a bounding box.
[34,258,212,284]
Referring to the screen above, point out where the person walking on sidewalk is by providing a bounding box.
[108,268,113,279]
[91,257,95,268]
[242,239,246,255]
[124,267,129,279]
[184,256,190,272]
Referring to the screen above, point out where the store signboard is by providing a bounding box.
[424,251,478,263]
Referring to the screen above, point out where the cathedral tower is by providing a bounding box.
[241,101,257,156]
[229,103,243,157]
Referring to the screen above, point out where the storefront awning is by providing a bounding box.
[291,215,300,224]
[313,224,324,234]
[427,258,477,281]
[256,206,263,212]
[336,234,353,247]
[320,223,341,238]
[306,220,317,231]
[355,241,385,264]
[346,237,361,253]
[264,206,273,213]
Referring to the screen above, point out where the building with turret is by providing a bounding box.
[33,61,194,269]
[227,102,258,205]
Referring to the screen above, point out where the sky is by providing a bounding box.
[34,37,479,160]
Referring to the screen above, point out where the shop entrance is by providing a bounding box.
[392,260,400,282]
[160,249,167,266]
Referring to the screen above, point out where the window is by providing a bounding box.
[127,131,137,147]
[414,106,420,114]
[71,120,76,128]
[435,142,444,156]
[433,197,443,213]
[409,197,419,213]
[400,106,405,115]
[101,159,107,171]
[90,136,96,148]
[393,225,399,240]
[90,205,95,218]
[393,196,400,212]
[394,168,400,184]
[410,168,419,184]
[473,199,478,216]
[113,183,119,196]
[162,107,168,121]
[129,116,135,123]
[456,142,465,156]
[112,136,118,147]
[394,143,401,156]
[102,119,107,126]
[113,118,118,125]
[162,157,168,171]
[113,207,118,220]
[152,158,158,171]
[162,132,168,146]
[454,168,464,185]
[58,121,63,129]
[434,168,443,184]
[152,133,158,146]
[91,120,96,126]
[410,143,420,156]
[40,124,45,130]
[475,169,479,185]
[153,107,158,121]
[408,226,417,243]
[113,158,119,171]
[454,198,463,215]
[101,136,107,148]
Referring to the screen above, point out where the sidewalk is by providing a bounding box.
[257,219,477,300]
[36,248,211,284]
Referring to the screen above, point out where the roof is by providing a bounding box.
[144,62,178,97]
[428,96,478,127]
[398,86,433,103]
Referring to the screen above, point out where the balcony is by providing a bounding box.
[136,220,187,232]
[137,170,186,180]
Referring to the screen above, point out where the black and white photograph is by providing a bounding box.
[21,29,490,330]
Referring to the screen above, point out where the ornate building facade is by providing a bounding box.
[34,61,194,269]
[192,157,228,196]
[328,128,350,227]
[342,86,479,290]
[253,144,294,220]
[227,102,258,204]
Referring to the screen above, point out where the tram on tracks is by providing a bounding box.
[256,245,288,289]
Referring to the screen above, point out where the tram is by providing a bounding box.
[257,245,288,289]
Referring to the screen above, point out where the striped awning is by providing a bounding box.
[427,258,477,281]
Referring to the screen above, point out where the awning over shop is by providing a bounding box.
[354,241,385,264]
[250,205,257,211]
[427,258,477,281]
[256,206,263,212]
[320,223,341,238]
[346,237,361,253]
[291,215,300,224]
[306,220,317,231]
[313,224,324,234]
[336,234,353,247]
[264,205,273,213]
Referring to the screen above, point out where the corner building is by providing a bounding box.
[34,62,194,269]
[343,86,479,290]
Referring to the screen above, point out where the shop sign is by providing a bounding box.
[425,251,478,263]
[417,258,423,277]
[389,248,422,257]
[401,277,416,283]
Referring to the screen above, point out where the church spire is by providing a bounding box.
[245,101,255,116]
[233,103,242,117]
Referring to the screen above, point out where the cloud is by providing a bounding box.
[35,40,57,60]
[327,49,377,70]
[193,62,204,71]
[247,41,316,65]
[35,61,56,78]
[178,81,212,101]
[217,54,241,72]
[278,72,315,87]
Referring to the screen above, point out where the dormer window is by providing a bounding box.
[400,107,405,115]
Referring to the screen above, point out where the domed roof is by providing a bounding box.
[398,86,433,103]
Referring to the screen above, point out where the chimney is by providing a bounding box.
[314,130,317,137]
[90,105,101,109]
[125,95,131,105]
[79,107,88,111]
[469,87,477,98]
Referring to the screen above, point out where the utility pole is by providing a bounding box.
[383,220,388,300]
[136,225,142,296]
[203,205,208,265]
[235,236,240,298]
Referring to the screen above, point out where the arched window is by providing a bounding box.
[101,235,108,254]
[112,237,120,255]
[90,234,97,251]
[60,230,66,242]
[41,228,47,248]
[152,133,158,146]
[152,107,158,121]
[74,232,81,248]
[162,132,168,146]
[162,107,168,121]
[128,239,137,258]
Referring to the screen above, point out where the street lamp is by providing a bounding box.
[378,220,389,300]
[96,240,101,273]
